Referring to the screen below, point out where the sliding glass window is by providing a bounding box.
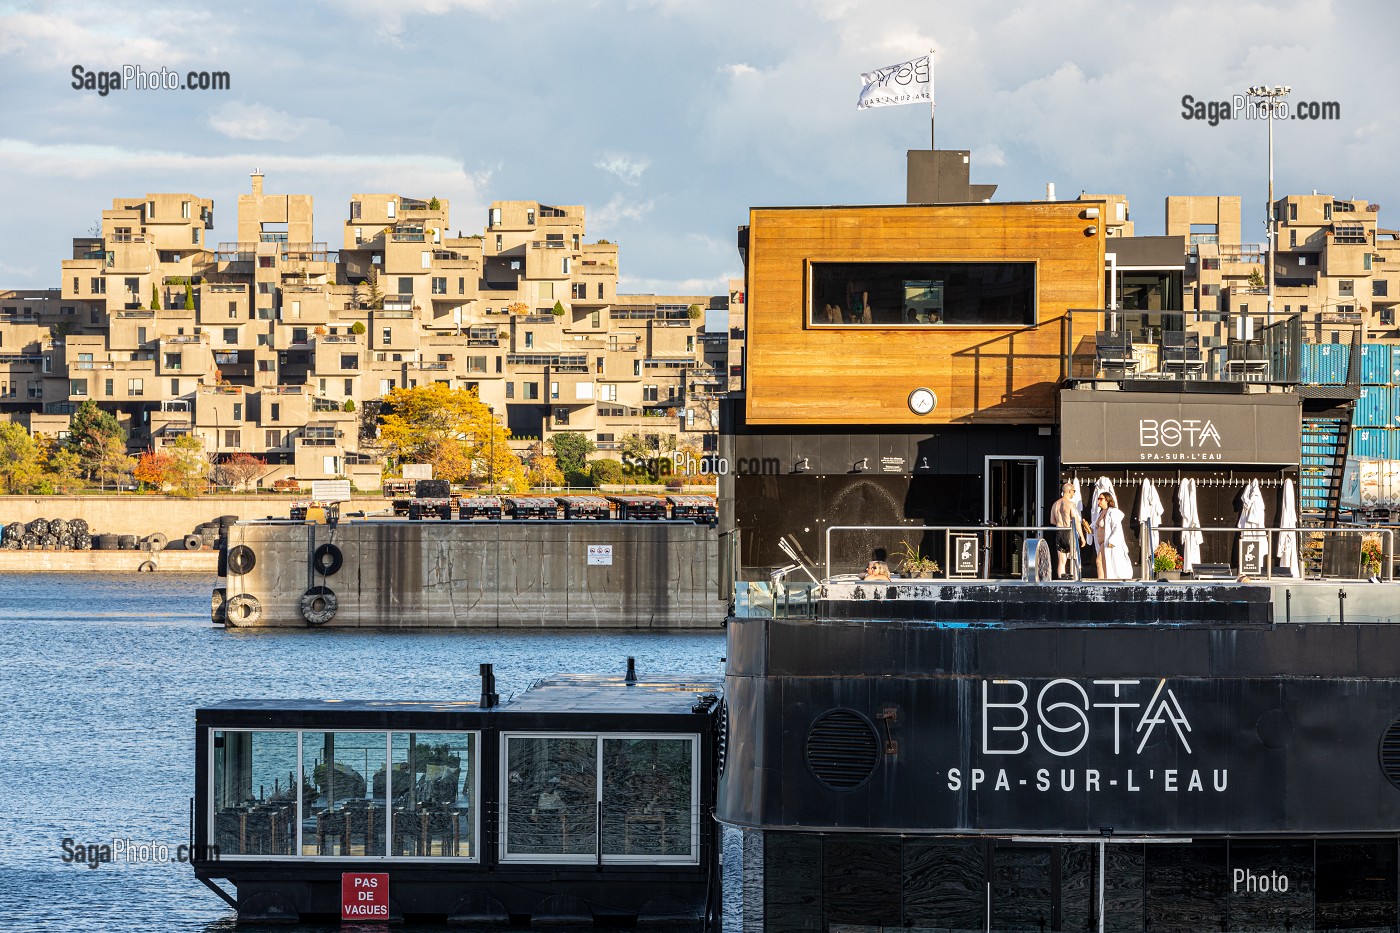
[212,730,299,856]
[809,261,1036,327]
[501,733,699,865]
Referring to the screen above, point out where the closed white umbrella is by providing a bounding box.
[1138,479,1164,557]
[1238,479,1268,571]
[1277,478,1300,578]
[1178,478,1203,573]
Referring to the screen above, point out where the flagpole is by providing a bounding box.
[928,48,935,151]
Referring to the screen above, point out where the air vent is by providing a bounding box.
[806,709,879,791]
[716,700,728,777]
[1380,718,1400,788]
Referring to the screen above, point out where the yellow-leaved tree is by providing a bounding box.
[376,383,525,491]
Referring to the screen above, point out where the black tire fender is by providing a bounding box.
[312,543,343,576]
[300,586,337,625]
[225,594,262,625]
[184,534,203,551]
[137,560,157,573]
[227,545,257,575]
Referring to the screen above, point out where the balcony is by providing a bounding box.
[316,334,358,344]
[381,296,414,312]
[163,335,203,344]
[410,361,449,371]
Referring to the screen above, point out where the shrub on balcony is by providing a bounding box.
[350,321,367,335]
[184,281,195,310]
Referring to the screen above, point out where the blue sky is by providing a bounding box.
[0,0,1395,292]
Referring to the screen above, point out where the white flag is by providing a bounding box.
[857,53,932,110]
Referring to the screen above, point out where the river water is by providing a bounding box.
[0,573,727,931]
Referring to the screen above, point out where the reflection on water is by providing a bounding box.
[0,573,725,932]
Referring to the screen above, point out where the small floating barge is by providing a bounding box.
[192,667,722,926]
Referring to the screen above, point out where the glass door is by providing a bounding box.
[985,457,1043,577]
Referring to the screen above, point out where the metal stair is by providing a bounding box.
[1300,409,1354,524]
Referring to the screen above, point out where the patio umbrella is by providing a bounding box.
[1277,478,1300,578]
[1237,479,1268,570]
[1177,478,1203,573]
[1138,478,1164,557]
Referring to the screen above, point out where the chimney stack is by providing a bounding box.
[479,663,499,709]
[251,169,263,197]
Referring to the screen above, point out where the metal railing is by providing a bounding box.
[819,523,1395,584]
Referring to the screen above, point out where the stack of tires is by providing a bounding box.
[184,515,237,551]
[1,518,95,550]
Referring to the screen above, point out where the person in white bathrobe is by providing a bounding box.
[1094,492,1134,580]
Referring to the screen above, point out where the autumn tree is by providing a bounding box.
[213,452,265,491]
[168,434,211,497]
[620,431,677,480]
[0,421,43,493]
[38,435,84,493]
[376,383,524,490]
[134,449,175,490]
[95,434,136,490]
[523,442,564,489]
[67,400,125,480]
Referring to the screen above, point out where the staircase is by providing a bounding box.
[1300,410,1354,524]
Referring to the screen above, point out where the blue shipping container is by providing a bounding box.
[1361,343,1397,385]
[1392,429,1400,462]
[1302,344,1351,385]
[1355,386,1394,427]
[1352,429,1397,460]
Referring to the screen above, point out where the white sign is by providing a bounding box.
[856,53,932,110]
[402,463,433,480]
[310,479,352,502]
[587,545,613,566]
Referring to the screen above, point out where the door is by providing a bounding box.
[985,457,1043,577]
[990,840,1119,932]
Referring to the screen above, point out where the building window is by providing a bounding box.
[1324,202,1332,220]
[164,352,182,370]
[265,429,281,448]
[269,403,280,421]
[170,378,179,395]
[496,234,503,251]
[526,208,535,225]
[810,261,1035,327]
[597,282,604,300]
[550,381,560,399]
[1201,258,1220,271]
[633,360,641,376]
[232,402,242,421]
[600,383,617,402]
[382,327,392,345]
[1382,308,1395,326]
[1298,256,1309,266]
[1339,280,1355,298]
[70,379,88,397]
[596,356,604,374]
[458,277,466,295]
[1289,202,1297,221]
[258,256,274,269]
[505,382,514,399]
[591,310,601,328]
[432,277,447,295]
[104,378,114,396]
[643,384,658,402]
[91,277,106,295]
[573,283,586,300]
[1375,280,1390,297]
[524,332,534,348]
[223,327,238,344]
[127,378,143,396]
[224,429,240,448]
[1290,230,1297,248]
[386,199,396,219]
[341,353,359,370]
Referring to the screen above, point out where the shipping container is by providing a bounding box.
[1362,343,1399,385]
[1355,386,1395,427]
[1302,343,1353,384]
[1352,428,1399,460]
[1340,458,1400,511]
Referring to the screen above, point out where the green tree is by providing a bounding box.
[552,299,565,316]
[1248,268,1265,289]
[350,320,367,335]
[95,434,136,490]
[620,431,676,480]
[687,303,703,319]
[364,268,384,310]
[377,383,524,489]
[184,280,195,310]
[40,436,84,493]
[67,400,125,480]
[343,399,356,413]
[588,458,623,487]
[150,282,162,310]
[427,196,441,211]
[0,421,43,493]
[549,432,595,478]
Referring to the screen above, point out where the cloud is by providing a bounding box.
[723,63,758,77]
[594,153,651,186]
[589,194,655,232]
[207,102,336,142]
[974,143,1006,168]
[333,0,507,41]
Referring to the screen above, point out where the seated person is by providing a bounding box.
[863,560,891,581]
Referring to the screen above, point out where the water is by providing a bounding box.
[0,573,726,932]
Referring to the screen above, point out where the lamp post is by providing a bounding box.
[1246,84,1291,323]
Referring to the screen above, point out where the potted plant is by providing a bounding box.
[1361,536,1384,578]
[1153,541,1183,580]
[897,540,941,578]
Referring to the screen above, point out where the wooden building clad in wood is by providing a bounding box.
[742,202,1106,426]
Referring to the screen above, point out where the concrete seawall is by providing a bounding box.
[0,549,219,573]
[221,520,725,628]
[0,494,390,542]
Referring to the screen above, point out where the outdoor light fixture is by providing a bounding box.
[1081,207,1100,219]
[1245,83,1291,320]
[854,457,869,472]
[795,457,810,473]
[1084,225,1098,237]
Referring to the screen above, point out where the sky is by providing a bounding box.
[0,0,1396,294]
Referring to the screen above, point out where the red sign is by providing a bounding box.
[341,872,389,922]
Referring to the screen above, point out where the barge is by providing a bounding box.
[191,666,723,925]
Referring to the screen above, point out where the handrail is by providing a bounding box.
[823,523,1394,584]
